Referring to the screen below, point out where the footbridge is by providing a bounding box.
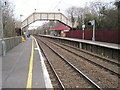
[22,12,73,29]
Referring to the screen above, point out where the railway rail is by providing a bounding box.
[43,37,120,77]
[35,35,119,88]
[38,42,64,89]
[51,38,119,66]
[35,36,102,89]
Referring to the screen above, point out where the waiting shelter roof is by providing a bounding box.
[50,24,70,30]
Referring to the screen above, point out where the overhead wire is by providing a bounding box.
[52,0,63,11]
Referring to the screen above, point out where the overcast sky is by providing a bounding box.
[9,0,115,29]
[10,0,115,19]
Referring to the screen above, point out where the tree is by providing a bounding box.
[66,1,118,30]
[66,6,77,28]
[2,0,16,38]
[114,1,120,29]
[76,16,82,30]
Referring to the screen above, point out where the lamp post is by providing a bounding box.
[82,24,85,39]
[58,9,60,12]
[81,14,85,39]
[35,9,36,12]
[20,14,23,36]
[0,1,6,56]
[92,20,95,41]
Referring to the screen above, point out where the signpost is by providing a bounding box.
[88,20,95,41]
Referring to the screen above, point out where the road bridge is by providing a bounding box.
[22,12,73,29]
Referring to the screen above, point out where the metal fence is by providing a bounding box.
[65,29,119,44]
[0,36,22,56]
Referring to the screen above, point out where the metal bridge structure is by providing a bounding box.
[22,12,73,29]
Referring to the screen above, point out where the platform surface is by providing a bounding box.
[41,35,119,50]
[2,36,52,88]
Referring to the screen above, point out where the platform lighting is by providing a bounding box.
[88,20,95,41]
[35,9,36,12]
[82,24,85,39]
[20,14,23,36]
[58,9,60,12]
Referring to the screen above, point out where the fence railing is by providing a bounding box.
[65,29,119,44]
[0,36,22,56]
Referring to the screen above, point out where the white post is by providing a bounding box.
[82,14,85,39]
[82,24,85,39]
[0,1,6,56]
[92,20,95,41]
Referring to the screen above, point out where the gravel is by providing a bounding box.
[37,39,94,88]
[42,38,119,88]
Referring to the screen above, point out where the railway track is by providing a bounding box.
[60,40,118,66]
[38,42,64,89]
[35,36,102,89]
[51,38,119,66]
[43,37,120,77]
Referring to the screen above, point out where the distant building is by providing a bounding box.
[50,24,70,37]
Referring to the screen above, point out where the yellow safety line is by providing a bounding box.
[26,38,34,89]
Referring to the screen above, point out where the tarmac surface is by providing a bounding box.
[2,36,53,88]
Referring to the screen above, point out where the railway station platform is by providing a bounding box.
[2,36,53,88]
[40,35,119,50]
[39,35,119,60]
